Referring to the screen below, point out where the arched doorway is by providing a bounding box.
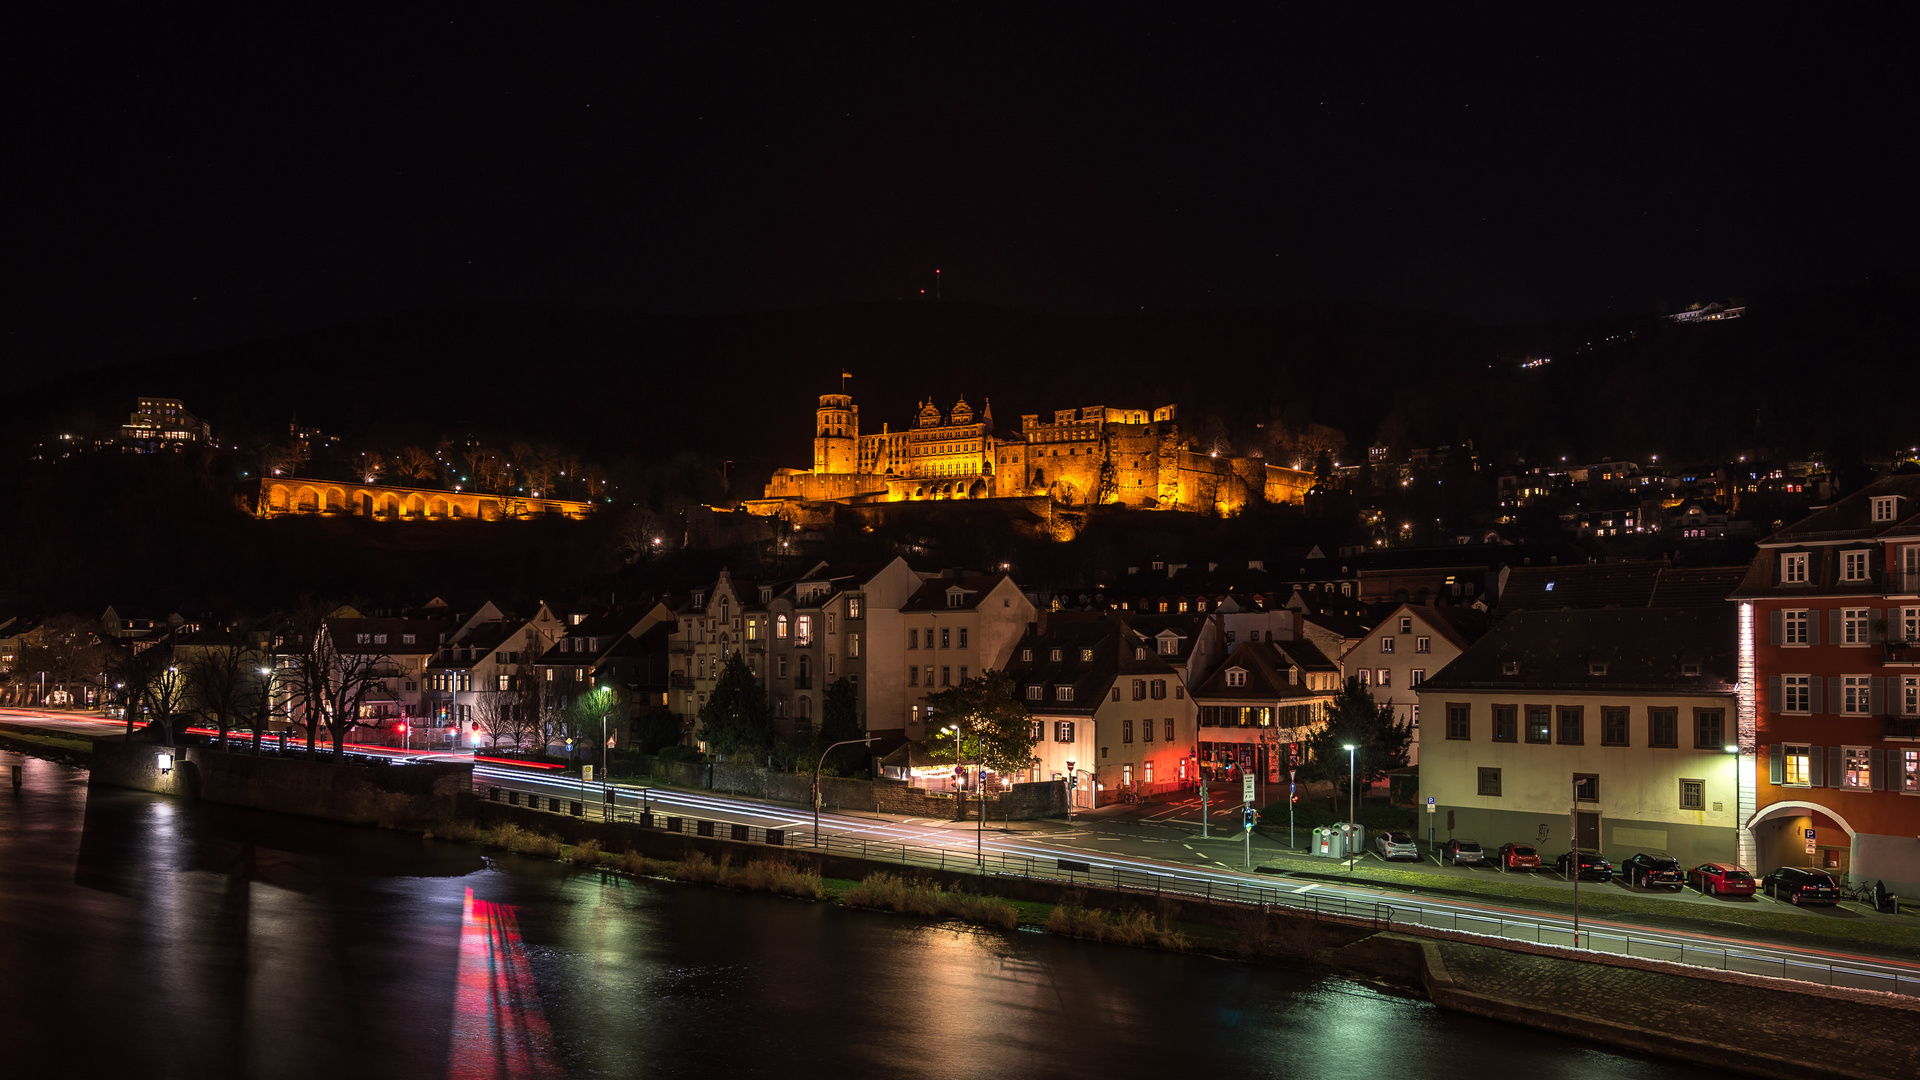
[1747,801,1855,877]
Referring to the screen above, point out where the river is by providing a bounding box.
[0,757,1711,1079]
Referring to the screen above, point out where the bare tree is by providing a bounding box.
[396,446,437,481]
[473,689,519,751]
[184,629,261,749]
[18,613,106,707]
[132,643,189,744]
[283,607,392,760]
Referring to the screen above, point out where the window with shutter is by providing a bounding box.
[1808,745,1826,787]
[1769,743,1784,785]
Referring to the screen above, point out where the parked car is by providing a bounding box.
[1374,831,1420,861]
[1621,852,1685,890]
[1556,851,1614,881]
[1442,839,1486,866]
[1689,863,1757,897]
[1497,842,1543,871]
[1763,867,1840,906]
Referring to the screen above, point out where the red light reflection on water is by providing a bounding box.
[448,887,564,1080]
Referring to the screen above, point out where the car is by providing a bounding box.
[1442,838,1487,866]
[1374,831,1421,861]
[1762,867,1840,906]
[1556,851,1614,882]
[1497,842,1543,871]
[1621,852,1685,890]
[1689,863,1757,897]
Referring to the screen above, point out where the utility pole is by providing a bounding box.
[1200,763,1210,839]
[813,734,877,845]
[1571,775,1581,947]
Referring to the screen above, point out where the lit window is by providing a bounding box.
[1843,746,1872,790]
[1380,637,1394,654]
[1376,669,1391,687]
[777,615,789,639]
[1679,779,1705,811]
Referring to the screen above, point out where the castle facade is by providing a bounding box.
[752,391,1313,515]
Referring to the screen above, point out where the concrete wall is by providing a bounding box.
[646,756,1068,820]
[89,741,472,825]
[1853,832,1920,896]
[1439,803,1737,868]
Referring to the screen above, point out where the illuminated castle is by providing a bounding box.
[753,390,1313,515]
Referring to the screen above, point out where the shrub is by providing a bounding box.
[734,859,824,900]
[566,838,603,866]
[619,849,658,877]
[514,831,563,859]
[949,892,1020,930]
[433,820,482,843]
[488,822,525,851]
[1043,904,1184,949]
[674,851,729,885]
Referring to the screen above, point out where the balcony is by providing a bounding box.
[1882,715,1920,741]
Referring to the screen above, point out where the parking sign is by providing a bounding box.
[1242,775,1255,803]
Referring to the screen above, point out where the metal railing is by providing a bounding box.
[477,781,1919,996]
[476,782,1391,925]
[1385,897,1920,997]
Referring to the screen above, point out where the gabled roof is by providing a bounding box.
[899,573,1015,612]
[1416,606,1737,695]
[1191,640,1324,702]
[1759,474,1920,545]
[325,616,448,656]
[1300,611,1371,639]
[1500,562,1747,613]
[1001,619,1129,717]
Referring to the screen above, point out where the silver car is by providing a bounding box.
[1374,830,1421,861]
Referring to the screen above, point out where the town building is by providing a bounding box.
[533,600,676,743]
[425,603,567,742]
[324,613,451,730]
[1415,607,1742,867]
[763,558,926,739]
[1191,638,1339,787]
[1003,616,1200,806]
[669,569,769,749]
[1731,475,1920,894]
[1342,603,1491,766]
[895,571,1038,743]
[752,390,1312,514]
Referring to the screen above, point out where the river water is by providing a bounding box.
[0,757,1711,1079]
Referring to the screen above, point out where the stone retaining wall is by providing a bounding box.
[89,740,471,825]
[642,756,1066,820]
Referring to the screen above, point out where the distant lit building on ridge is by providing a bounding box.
[120,397,210,453]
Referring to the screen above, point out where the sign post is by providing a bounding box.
[1805,827,1817,858]
[1242,773,1256,869]
[1289,768,1297,850]
[1427,795,1436,853]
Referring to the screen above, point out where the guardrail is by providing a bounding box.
[476,782,1391,926]
[1381,896,1920,998]
[477,780,1919,996]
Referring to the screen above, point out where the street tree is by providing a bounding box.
[1299,676,1412,795]
[132,643,189,744]
[815,676,865,775]
[698,651,772,760]
[283,607,392,759]
[473,689,519,751]
[184,628,261,748]
[922,670,1037,778]
[17,613,106,707]
[566,685,621,767]
[395,446,437,481]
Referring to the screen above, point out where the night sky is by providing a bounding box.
[5,6,1915,385]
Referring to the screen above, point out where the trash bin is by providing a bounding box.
[1342,823,1366,855]
[1314,826,1345,859]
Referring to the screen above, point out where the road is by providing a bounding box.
[5,708,1916,997]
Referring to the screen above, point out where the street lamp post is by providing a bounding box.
[812,734,877,845]
[1571,774,1581,946]
[256,667,273,755]
[940,720,983,867]
[1344,743,1358,872]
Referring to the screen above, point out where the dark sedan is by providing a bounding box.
[1621,852,1685,890]
[1762,867,1840,906]
[1556,851,1613,882]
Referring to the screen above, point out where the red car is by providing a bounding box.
[1689,862,1757,897]
[1497,842,1543,871]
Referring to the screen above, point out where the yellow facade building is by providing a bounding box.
[755,391,1312,516]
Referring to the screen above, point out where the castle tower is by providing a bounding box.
[813,393,858,474]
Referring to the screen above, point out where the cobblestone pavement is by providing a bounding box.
[1438,940,1920,1079]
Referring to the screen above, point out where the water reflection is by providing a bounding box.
[450,887,562,1079]
[0,761,1713,1080]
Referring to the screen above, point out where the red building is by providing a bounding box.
[1732,475,1920,893]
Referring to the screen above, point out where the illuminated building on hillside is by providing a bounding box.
[753,390,1312,516]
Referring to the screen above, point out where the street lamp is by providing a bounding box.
[1065,758,1077,823]
[812,734,878,846]
[1343,743,1358,872]
[939,721,984,867]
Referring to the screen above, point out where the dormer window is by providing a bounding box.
[1781,553,1808,584]
[1589,662,1608,676]
[1682,662,1701,676]
[1158,636,1179,656]
[1021,648,1033,662]
[760,588,773,604]
[1873,496,1898,523]
[1502,661,1519,676]
[1843,550,1870,582]
[1225,668,1247,688]
[1078,648,1093,661]
[1135,647,1146,660]
[1049,648,1063,662]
